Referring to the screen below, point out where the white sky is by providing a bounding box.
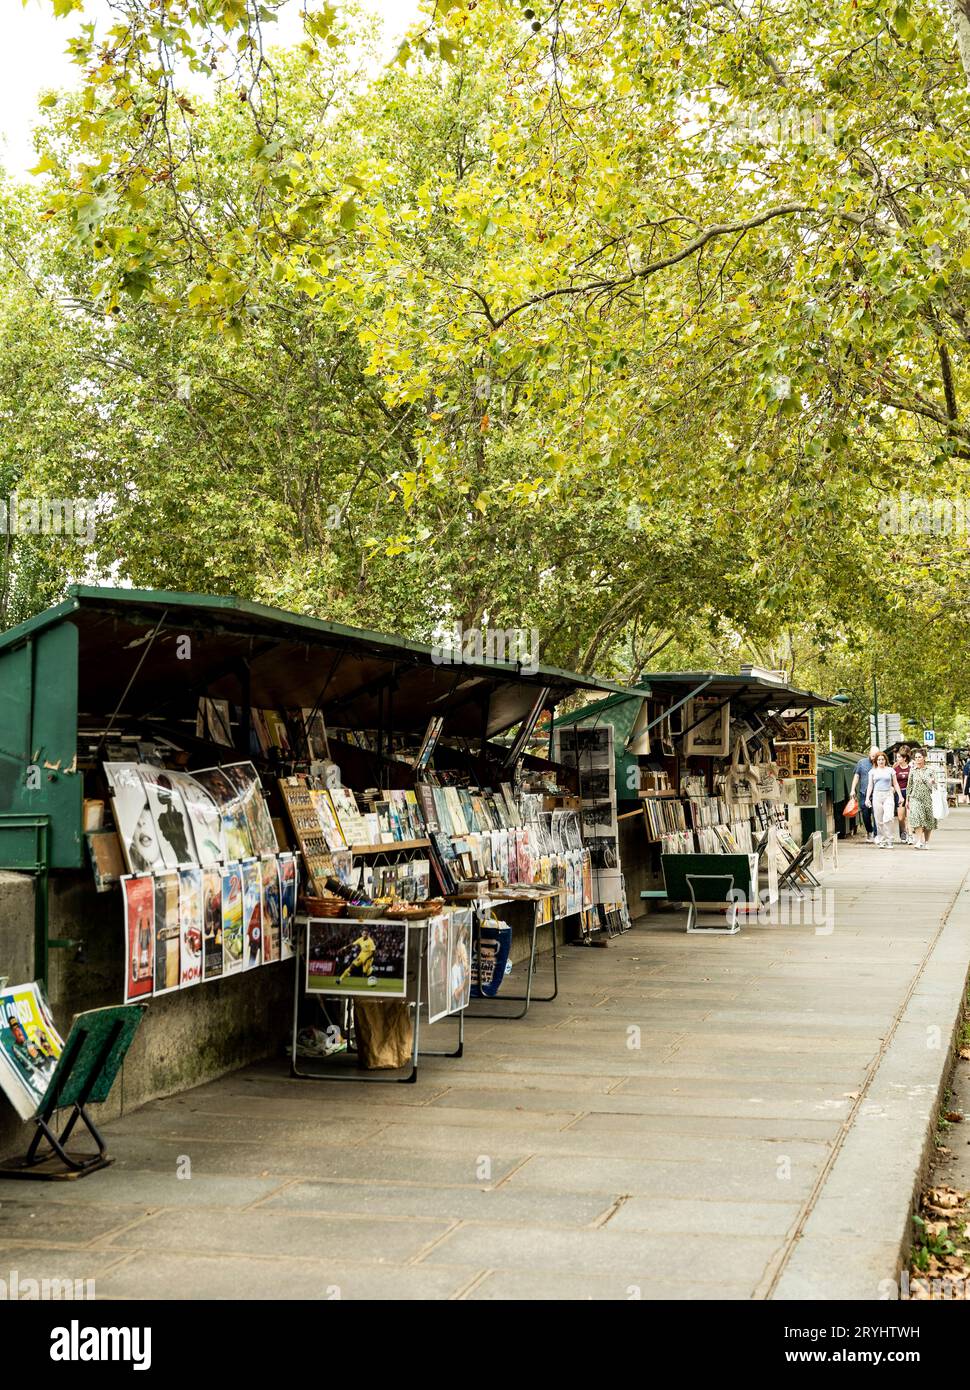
[0,0,420,176]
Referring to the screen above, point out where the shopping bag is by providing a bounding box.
[932,785,949,821]
[843,796,859,818]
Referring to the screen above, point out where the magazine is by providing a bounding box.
[0,983,63,1121]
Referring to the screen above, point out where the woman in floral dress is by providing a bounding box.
[905,750,938,850]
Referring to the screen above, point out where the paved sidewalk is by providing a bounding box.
[4,813,970,1300]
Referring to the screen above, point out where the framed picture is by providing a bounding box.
[793,777,818,809]
[790,743,817,777]
[780,716,811,742]
[685,698,730,757]
[306,918,408,998]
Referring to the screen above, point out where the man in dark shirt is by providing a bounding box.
[849,747,880,841]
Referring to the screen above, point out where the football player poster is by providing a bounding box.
[306,919,407,998]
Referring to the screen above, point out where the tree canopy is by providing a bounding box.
[3,0,970,742]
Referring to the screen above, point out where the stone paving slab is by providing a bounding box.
[6,811,969,1300]
[93,1251,481,1300]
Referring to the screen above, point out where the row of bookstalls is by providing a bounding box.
[0,589,838,1138]
[0,586,642,1125]
[553,670,837,925]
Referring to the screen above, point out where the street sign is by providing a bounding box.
[869,713,902,747]
[924,730,936,746]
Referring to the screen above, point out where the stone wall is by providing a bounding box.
[0,870,294,1157]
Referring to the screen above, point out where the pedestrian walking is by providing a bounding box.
[865,752,903,848]
[850,746,881,842]
[905,750,938,849]
[893,748,911,843]
[962,751,970,799]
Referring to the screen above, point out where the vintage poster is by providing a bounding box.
[140,767,197,869]
[221,762,278,856]
[279,853,298,960]
[202,867,224,981]
[306,919,407,998]
[0,983,63,1121]
[242,860,263,970]
[449,908,472,1013]
[164,770,223,866]
[221,863,245,975]
[153,872,181,994]
[122,874,155,1004]
[104,762,165,874]
[260,856,282,964]
[193,767,254,861]
[426,914,450,1024]
[177,867,204,988]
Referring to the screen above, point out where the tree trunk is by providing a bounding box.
[951,0,970,86]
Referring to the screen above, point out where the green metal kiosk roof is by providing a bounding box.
[0,586,631,869]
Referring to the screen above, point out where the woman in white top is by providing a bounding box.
[865,752,903,848]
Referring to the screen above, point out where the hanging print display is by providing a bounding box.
[192,768,254,861]
[220,762,279,856]
[105,763,165,874]
[163,770,223,866]
[141,768,197,869]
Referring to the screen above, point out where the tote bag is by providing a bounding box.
[726,737,757,808]
[931,782,949,822]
